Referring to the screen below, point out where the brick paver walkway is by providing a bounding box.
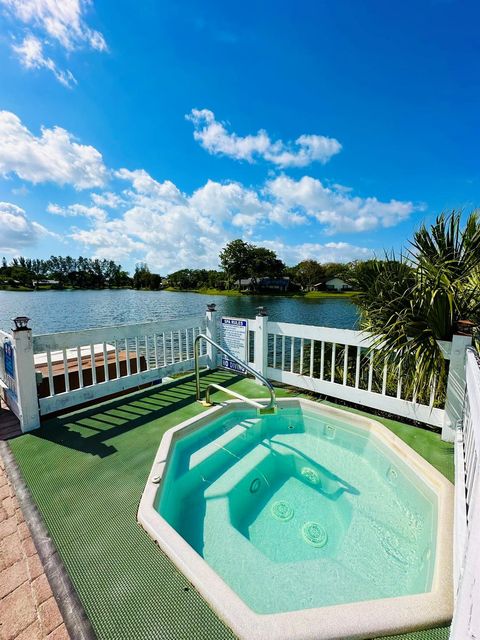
[0,454,70,640]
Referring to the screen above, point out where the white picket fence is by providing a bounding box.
[270,322,448,426]
[450,347,480,640]
[32,315,208,415]
[3,308,471,437]
[245,315,471,434]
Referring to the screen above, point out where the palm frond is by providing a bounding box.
[354,210,480,397]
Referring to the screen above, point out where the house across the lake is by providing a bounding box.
[32,279,60,286]
[312,276,353,292]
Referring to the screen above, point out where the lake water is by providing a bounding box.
[0,290,359,334]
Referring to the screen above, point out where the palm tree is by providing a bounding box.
[353,211,480,400]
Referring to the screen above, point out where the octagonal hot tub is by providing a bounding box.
[138,398,453,640]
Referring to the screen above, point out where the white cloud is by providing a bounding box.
[265,175,415,234]
[1,0,106,85]
[190,179,269,227]
[70,172,248,271]
[0,111,107,189]
[0,201,53,251]
[260,240,373,265]
[63,166,413,273]
[186,109,342,168]
[12,35,76,87]
[268,205,308,227]
[71,224,146,262]
[91,191,125,208]
[1,0,107,51]
[11,185,29,196]
[115,168,185,207]
[47,202,107,221]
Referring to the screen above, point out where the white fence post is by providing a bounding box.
[12,317,40,432]
[442,332,472,442]
[253,307,268,382]
[205,304,217,369]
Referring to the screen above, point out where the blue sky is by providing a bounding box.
[0,0,479,274]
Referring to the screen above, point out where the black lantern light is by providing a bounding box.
[12,316,30,330]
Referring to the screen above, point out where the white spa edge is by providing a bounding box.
[137,398,454,640]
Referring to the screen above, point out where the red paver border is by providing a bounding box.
[0,453,70,640]
[0,439,96,640]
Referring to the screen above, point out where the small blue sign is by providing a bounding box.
[4,341,14,379]
[222,318,247,327]
[220,357,246,374]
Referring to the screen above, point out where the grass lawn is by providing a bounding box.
[164,287,361,298]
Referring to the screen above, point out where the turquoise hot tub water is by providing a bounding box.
[156,406,437,615]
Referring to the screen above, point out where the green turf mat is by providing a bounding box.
[8,372,453,640]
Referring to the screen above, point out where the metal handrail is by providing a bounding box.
[194,333,277,412]
[204,383,267,411]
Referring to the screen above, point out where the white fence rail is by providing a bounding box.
[4,306,471,441]
[247,319,453,428]
[33,315,207,415]
[450,348,480,640]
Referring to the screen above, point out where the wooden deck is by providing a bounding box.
[35,350,147,398]
[0,403,21,440]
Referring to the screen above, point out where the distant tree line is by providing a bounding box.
[0,240,366,293]
[166,239,358,292]
[0,256,131,289]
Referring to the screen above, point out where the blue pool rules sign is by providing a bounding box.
[4,340,15,378]
[220,317,248,373]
